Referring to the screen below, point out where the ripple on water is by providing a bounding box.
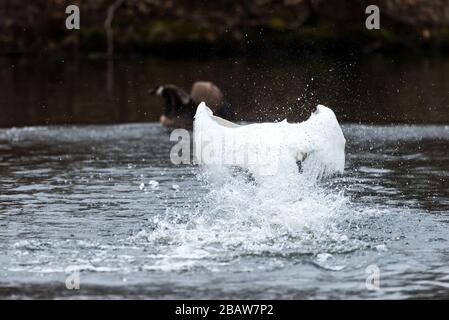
[1,124,449,299]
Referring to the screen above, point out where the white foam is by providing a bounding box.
[148,180,159,190]
[129,106,354,272]
[132,163,361,272]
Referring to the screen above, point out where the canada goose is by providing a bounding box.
[194,102,346,178]
[150,81,231,128]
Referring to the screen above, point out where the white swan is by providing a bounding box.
[193,102,346,178]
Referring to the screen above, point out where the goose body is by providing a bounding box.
[150,81,231,128]
[193,102,346,178]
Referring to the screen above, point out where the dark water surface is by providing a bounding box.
[0,54,448,299]
[0,123,448,299]
[1,53,449,127]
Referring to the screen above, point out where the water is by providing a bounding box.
[1,53,448,298]
[0,123,448,299]
[2,53,449,127]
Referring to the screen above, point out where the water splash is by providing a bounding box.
[132,161,363,272]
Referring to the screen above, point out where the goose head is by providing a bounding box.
[149,84,195,128]
[150,81,231,128]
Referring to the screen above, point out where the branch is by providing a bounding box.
[104,0,126,57]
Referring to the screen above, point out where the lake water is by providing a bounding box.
[0,122,448,299]
[0,54,448,299]
[1,53,449,127]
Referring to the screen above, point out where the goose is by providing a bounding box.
[150,81,232,128]
[193,102,346,178]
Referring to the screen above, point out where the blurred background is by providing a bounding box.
[1,0,449,127]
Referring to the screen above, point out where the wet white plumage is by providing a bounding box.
[194,102,346,178]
